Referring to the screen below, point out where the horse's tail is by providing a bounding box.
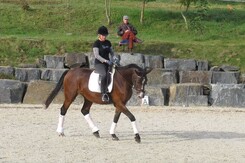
[44,70,69,109]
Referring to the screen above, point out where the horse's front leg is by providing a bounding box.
[115,105,141,143]
[125,111,141,143]
[110,111,121,141]
[81,99,100,138]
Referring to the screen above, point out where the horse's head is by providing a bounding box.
[133,67,153,99]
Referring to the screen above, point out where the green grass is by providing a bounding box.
[0,0,244,71]
[0,73,15,79]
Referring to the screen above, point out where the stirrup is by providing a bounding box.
[102,93,109,102]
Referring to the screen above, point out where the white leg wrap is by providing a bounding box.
[57,115,65,133]
[109,122,117,134]
[131,121,139,134]
[84,114,99,132]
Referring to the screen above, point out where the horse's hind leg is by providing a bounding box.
[57,104,71,136]
[57,92,77,136]
[81,99,100,138]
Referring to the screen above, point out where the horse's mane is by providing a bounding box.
[117,64,143,71]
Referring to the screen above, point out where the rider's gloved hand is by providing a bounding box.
[106,60,113,66]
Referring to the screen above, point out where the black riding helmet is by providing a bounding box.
[97,26,108,36]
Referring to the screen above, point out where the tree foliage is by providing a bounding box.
[179,0,209,34]
[179,0,197,12]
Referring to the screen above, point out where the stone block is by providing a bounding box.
[197,60,209,71]
[119,53,145,68]
[209,84,245,107]
[15,68,41,82]
[144,86,165,106]
[0,79,27,103]
[212,88,245,107]
[147,68,177,86]
[126,90,142,106]
[212,71,240,84]
[23,80,83,104]
[179,71,212,84]
[164,58,196,71]
[41,69,68,82]
[0,66,15,76]
[240,73,245,84]
[85,52,95,69]
[187,95,208,106]
[44,55,65,69]
[144,55,164,68]
[169,83,204,106]
[64,53,89,68]
[220,65,240,72]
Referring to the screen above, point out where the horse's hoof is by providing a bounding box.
[93,131,100,138]
[58,132,65,137]
[111,134,119,141]
[135,133,141,143]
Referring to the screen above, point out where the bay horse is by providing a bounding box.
[44,63,152,143]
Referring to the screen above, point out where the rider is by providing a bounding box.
[93,26,114,102]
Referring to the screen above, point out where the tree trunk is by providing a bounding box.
[181,11,188,29]
[140,0,146,24]
[20,0,30,11]
[105,0,112,25]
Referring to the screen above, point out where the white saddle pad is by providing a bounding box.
[88,68,115,93]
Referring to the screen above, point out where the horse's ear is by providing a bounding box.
[145,67,153,74]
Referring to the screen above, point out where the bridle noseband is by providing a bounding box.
[133,75,147,94]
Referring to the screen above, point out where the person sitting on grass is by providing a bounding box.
[117,15,143,54]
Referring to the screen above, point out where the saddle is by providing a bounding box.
[88,66,115,93]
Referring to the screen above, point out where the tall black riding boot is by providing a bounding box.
[100,76,109,102]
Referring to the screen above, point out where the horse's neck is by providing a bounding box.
[116,68,134,85]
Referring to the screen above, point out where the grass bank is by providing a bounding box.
[0,0,244,71]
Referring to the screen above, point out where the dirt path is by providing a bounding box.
[1,104,245,163]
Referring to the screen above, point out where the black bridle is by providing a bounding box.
[133,74,147,94]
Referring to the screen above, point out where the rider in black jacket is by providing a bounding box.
[93,26,114,102]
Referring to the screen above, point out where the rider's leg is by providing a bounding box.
[95,63,109,102]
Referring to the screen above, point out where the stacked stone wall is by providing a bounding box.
[0,52,244,108]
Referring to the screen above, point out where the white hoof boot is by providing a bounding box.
[57,127,65,136]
